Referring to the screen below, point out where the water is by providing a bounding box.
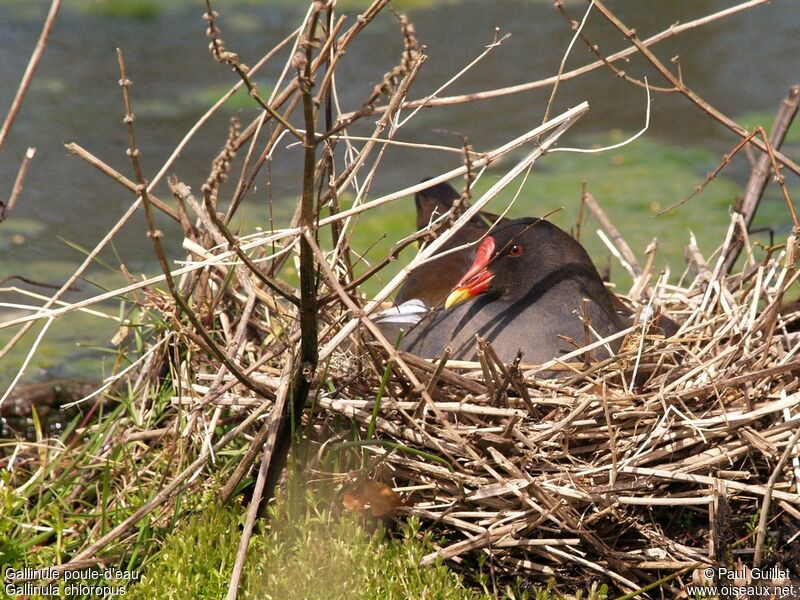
[1,0,798,383]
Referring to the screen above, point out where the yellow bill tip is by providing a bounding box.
[444,287,471,310]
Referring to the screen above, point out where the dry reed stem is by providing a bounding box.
[0,0,62,152]
[225,353,294,600]
[723,85,800,274]
[583,191,642,279]
[0,13,303,386]
[347,0,769,116]
[1,147,36,223]
[591,0,800,178]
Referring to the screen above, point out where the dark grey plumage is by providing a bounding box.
[396,217,625,364]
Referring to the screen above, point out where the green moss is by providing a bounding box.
[0,218,47,251]
[125,505,243,599]
[126,500,489,600]
[183,83,274,112]
[123,477,609,599]
[83,0,162,20]
[737,110,800,145]
[248,513,478,600]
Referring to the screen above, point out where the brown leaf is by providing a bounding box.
[342,478,404,518]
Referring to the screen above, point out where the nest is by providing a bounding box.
[160,171,800,595]
[321,251,800,592]
[195,222,800,595]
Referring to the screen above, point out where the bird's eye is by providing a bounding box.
[508,244,524,257]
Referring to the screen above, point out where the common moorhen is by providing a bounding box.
[395,182,502,307]
[387,216,626,364]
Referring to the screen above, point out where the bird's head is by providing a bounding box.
[444,217,589,309]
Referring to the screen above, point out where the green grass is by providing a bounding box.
[0,370,184,596]
[125,481,609,600]
[125,496,489,600]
